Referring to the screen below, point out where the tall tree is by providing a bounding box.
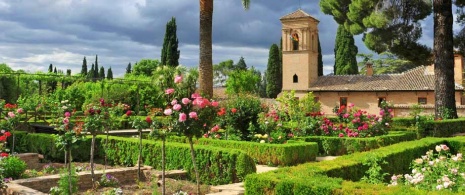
[107,67,113,80]
[65,69,72,88]
[434,0,457,119]
[266,44,282,98]
[81,57,87,76]
[213,59,234,86]
[235,56,247,70]
[334,25,359,74]
[126,63,132,74]
[320,0,358,75]
[161,17,180,67]
[318,37,323,76]
[88,63,95,81]
[94,55,99,80]
[46,64,55,93]
[198,0,250,98]
[132,59,160,77]
[99,66,105,79]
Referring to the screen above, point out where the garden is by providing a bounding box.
[1,65,465,194]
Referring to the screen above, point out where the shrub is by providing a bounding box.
[2,156,27,179]
[50,167,78,195]
[99,173,120,187]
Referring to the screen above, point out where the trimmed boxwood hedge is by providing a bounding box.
[295,131,417,155]
[164,136,318,166]
[244,137,465,194]
[420,118,465,137]
[12,132,256,185]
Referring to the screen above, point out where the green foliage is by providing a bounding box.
[99,173,120,187]
[132,59,160,77]
[99,66,105,79]
[161,17,180,67]
[107,67,113,80]
[220,94,263,140]
[2,156,27,179]
[126,63,132,74]
[420,118,465,137]
[225,69,260,95]
[50,167,78,195]
[235,56,247,70]
[318,37,323,76]
[0,64,19,103]
[81,57,88,76]
[360,154,389,184]
[213,59,234,86]
[334,25,358,75]
[265,44,282,98]
[357,52,418,74]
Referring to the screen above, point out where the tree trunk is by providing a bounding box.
[137,128,142,181]
[188,137,200,195]
[199,0,214,98]
[433,0,457,119]
[11,133,15,154]
[162,137,166,195]
[90,134,96,188]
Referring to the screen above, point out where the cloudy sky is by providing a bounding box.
[0,0,457,77]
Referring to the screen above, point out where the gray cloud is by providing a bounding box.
[0,0,442,77]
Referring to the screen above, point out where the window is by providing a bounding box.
[418,97,427,105]
[340,97,348,107]
[292,33,299,50]
[293,74,298,83]
[378,97,386,107]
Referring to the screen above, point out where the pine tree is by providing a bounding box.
[107,67,113,80]
[266,44,282,98]
[99,66,105,79]
[161,17,180,67]
[81,57,87,76]
[235,56,247,70]
[94,55,99,80]
[318,37,323,76]
[126,63,132,74]
[334,25,358,75]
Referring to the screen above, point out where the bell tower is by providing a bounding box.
[280,9,319,93]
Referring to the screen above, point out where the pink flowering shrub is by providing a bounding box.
[322,101,393,137]
[388,144,465,192]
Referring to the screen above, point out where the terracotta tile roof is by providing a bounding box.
[308,66,464,91]
[280,9,319,21]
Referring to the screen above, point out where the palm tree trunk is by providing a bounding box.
[90,134,96,188]
[199,0,214,98]
[433,0,457,119]
[188,137,200,194]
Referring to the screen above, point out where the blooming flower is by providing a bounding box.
[126,110,132,116]
[173,104,182,111]
[16,108,23,114]
[191,93,201,99]
[171,99,178,106]
[65,112,71,117]
[7,112,15,118]
[211,101,219,107]
[146,116,152,124]
[4,132,11,137]
[179,113,187,122]
[0,153,8,157]
[164,109,173,116]
[189,112,198,119]
[182,98,190,105]
[231,108,237,113]
[165,88,175,95]
[174,75,183,83]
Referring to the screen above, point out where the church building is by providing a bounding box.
[280,9,465,117]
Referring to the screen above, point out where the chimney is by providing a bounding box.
[366,61,373,76]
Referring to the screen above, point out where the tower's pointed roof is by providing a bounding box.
[280,9,319,21]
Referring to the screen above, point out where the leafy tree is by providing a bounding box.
[126,63,132,74]
[320,0,358,75]
[213,59,234,86]
[235,56,247,70]
[0,64,18,103]
[266,44,282,98]
[132,59,160,77]
[318,37,323,76]
[99,66,105,79]
[357,52,413,74]
[226,69,260,96]
[334,25,359,75]
[161,17,180,67]
[107,67,113,80]
[81,57,87,76]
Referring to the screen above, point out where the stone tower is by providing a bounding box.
[280,9,319,94]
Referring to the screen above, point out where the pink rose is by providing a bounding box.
[64,112,71,117]
[179,113,187,122]
[211,101,219,107]
[16,108,24,114]
[189,112,198,119]
[211,125,220,132]
[182,98,191,105]
[165,88,175,95]
[173,104,182,111]
[7,112,15,118]
[171,99,178,105]
[203,133,209,138]
[338,133,344,137]
[164,109,173,116]
[63,117,69,124]
[174,75,183,84]
[191,93,201,99]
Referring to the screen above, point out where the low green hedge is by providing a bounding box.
[295,131,417,155]
[420,118,465,137]
[12,132,256,185]
[164,136,318,166]
[245,137,465,194]
[392,117,416,128]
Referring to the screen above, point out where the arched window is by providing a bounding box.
[293,74,298,83]
[292,33,299,50]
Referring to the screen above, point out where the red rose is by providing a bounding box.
[231,108,237,113]
[0,136,6,142]
[126,110,132,116]
[1,152,8,157]
[146,116,152,124]
[4,132,11,137]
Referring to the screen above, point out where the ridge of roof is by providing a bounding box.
[280,9,319,21]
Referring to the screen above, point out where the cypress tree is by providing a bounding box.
[266,44,282,98]
[94,55,99,79]
[334,25,358,75]
[99,66,105,79]
[235,56,247,70]
[107,67,113,80]
[88,63,95,81]
[161,17,180,67]
[318,37,323,76]
[81,57,87,76]
[126,63,132,74]
[46,64,54,93]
